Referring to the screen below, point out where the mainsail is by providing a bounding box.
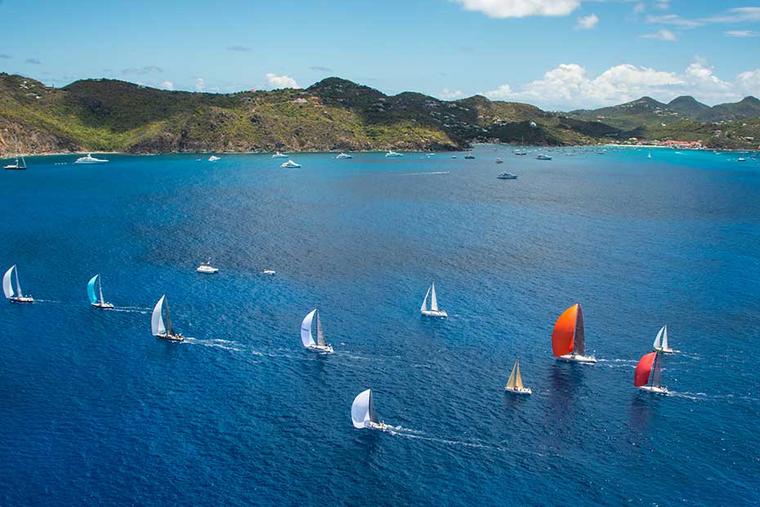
[2,266,15,299]
[430,283,439,312]
[420,286,431,312]
[151,295,167,336]
[301,309,317,347]
[316,311,326,347]
[351,389,377,429]
[87,275,99,305]
[515,361,524,390]
[552,303,584,357]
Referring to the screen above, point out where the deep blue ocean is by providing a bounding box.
[0,146,758,506]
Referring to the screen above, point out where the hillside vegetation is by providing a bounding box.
[1,73,758,155]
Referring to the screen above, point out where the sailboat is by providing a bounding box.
[300,308,334,353]
[351,389,388,430]
[74,153,109,164]
[385,150,403,158]
[3,138,27,170]
[504,359,532,395]
[652,325,674,354]
[420,282,447,318]
[647,151,652,159]
[2,265,34,303]
[87,274,114,309]
[551,303,596,363]
[196,258,219,274]
[281,159,301,168]
[151,295,184,342]
[272,151,288,158]
[336,152,352,159]
[208,155,221,162]
[634,351,668,394]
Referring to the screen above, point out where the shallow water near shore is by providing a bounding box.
[0,146,758,505]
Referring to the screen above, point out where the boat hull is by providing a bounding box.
[638,385,668,394]
[505,387,532,395]
[3,165,26,170]
[556,353,597,363]
[9,296,34,304]
[421,310,448,318]
[655,347,675,354]
[91,302,115,309]
[308,344,334,354]
[196,267,219,274]
[156,333,185,343]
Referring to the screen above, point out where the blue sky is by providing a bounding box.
[0,0,759,109]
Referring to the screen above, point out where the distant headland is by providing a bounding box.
[1,73,759,156]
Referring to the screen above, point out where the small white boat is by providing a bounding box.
[652,325,674,354]
[208,155,221,162]
[647,152,652,159]
[87,274,114,309]
[281,159,301,168]
[385,150,403,158]
[272,151,288,158]
[634,351,667,394]
[2,265,34,304]
[300,308,334,353]
[514,150,528,156]
[351,389,389,430]
[74,153,109,164]
[738,157,746,162]
[196,259,219,274]
[536,154,552,161]
[497,172,517,180]
[505,359,532,395]
[151,295,184,342]
[552,303,596,363]
[420,282,447,318]
[336,152,352,159]
[3,139,26,170]
[262,269,276,276]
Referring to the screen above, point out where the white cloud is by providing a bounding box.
[575,13,598,29]
[633,2,646,14]
[648,7,760,29]
[453,0,580,18]
[654,0,669,10]
[641,29,677,41]
[439,88,465,100]
[265,73,300,89]
[482,60,760,109]
[160,80,174,90]
[725,30,759,38]
[195,78,206,92]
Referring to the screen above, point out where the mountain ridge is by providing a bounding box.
[1,72,758,155]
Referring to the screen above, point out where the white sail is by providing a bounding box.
[2,266,14,299]
[316,311,326,347]
[98,276,105,304]
[420,286,430,312]
[653,325,667,351]
[301,309,316,348]
[351,389,376,429]
[151,295,167,336]
[515,361,524,390]
[506,362,517,389]
[430,283,439,312]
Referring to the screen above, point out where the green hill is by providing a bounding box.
[1,72,758,155]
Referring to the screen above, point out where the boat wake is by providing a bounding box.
[598,358,638,368]
[400,171,450,176]
[111,306,150,314]
[665,390,708,401]
[182,337,243,351]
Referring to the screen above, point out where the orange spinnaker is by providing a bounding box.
[552,303,580,357]
[634,352,657,387]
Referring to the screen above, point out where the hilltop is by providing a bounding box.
[1,72,759,155]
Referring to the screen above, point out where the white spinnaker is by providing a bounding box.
[351,389,375,429]
[151,296,167,336]
[2,266,14,299]
[301,309,316,347]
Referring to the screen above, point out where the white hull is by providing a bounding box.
[557,353,597,363]
[421,309,448,318]
[262,269,276,276]
[9,296,34,304]
[75,158,108,164]
[638,385,668,394]
[91,302,114,309]
[367,421,391,431]
[308,344,334,354]
[156,333,185,342]
[196,266,219,274]
[655,347,675,354]
[505,386,532,395]
[3,164,26,170]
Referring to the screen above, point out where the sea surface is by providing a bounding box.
[0,147,758,506]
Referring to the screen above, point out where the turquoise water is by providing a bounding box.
[0,147,758,505]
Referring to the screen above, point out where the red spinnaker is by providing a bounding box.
[634,352,657,387]
[552,304,580,357]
